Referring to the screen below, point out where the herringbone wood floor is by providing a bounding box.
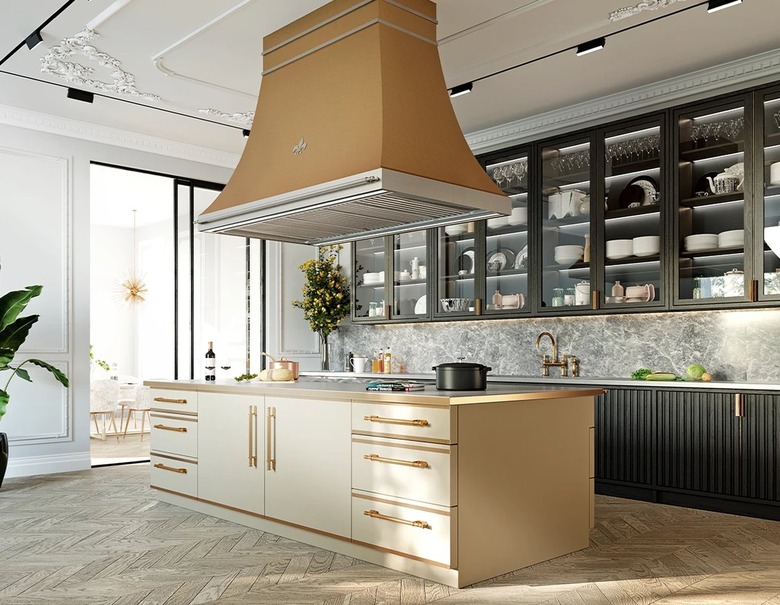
[2,465,780,604]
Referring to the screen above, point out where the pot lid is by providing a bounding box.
[433,362,490,370]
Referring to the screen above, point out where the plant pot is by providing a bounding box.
[0,432,8,488]
[432,362,491,391]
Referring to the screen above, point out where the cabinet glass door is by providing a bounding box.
[676,99,748,303]
[436,223,477,317]
[353,238,387,321]
[761,91,780,298]
[602,121,664,308]
[391,230,429,319]
[541,137,592,310]
[483,153,530,314]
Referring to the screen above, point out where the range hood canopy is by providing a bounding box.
[197,0,509,245]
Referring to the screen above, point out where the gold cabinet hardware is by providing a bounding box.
[475,298,482,316]
[750,279,758,302]
[363,509,430,529]
[266,406,276,471]
[364,454,429,468]
[591,291,600,310]
[363,415,430,427]
[154,463,187,474]
[153,424,187,433]
[153,397,187,404]
[248,405,258,468]
[735,393,746,418]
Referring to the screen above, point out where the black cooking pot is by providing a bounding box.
[432,362,492,391]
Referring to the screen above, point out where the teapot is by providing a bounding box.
[574,281,590,306]
[625,283,655,302]
[707,171,742,195]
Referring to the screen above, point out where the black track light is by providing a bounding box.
[449,82,473,98]
[25,31,43,50]
[576,37,606,57]
[707,0,742,12]
[67,88,94,103]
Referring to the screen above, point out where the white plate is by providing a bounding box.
[414,295,427,314]
[632,179,658,205]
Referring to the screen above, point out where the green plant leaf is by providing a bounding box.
[0,315,39,356]
[0,347,14,368]
[14,367,31,382]
[27,359,69,388]
[0,389,8,420]
[0,285,42,331]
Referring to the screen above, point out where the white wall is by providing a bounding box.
[0,115,233,479]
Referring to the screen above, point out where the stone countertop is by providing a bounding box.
[300,372,780,392]
[144,378,604,406]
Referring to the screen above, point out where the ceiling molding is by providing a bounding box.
[609,0,690,22]
[466,47,780,153]
[0,103,240,168]
[198,108,254,128]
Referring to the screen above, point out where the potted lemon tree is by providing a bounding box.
[1,284,69,487]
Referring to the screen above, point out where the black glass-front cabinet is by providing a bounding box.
[352,81,780,323]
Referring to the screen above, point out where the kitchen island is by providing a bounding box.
[146,379,604,588]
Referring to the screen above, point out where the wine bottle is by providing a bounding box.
[205,341,216,382]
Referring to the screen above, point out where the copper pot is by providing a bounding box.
[269,358,299,380]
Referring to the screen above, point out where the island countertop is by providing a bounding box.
[144,378,605,406]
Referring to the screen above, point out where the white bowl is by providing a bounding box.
[507,206,527,226]
[684,234,718,250]
[606,239,633,260]
[487,216,509,229]
[718,229,744,248]
[632,235,660,257]
[444,224,468,236]
[554,245,584,255]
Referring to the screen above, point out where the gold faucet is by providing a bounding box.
[535,331,578,377]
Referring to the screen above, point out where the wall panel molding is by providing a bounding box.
[5,361,71,445]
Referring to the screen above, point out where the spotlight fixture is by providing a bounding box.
[25,31,43,50]
[67,88,94,103]
[449,82,473,98]
[576,37,606,57]
[242,129,251,138]
[707,0,742,12]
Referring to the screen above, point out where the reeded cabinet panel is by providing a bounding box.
[595,388,654,485]
[742,393,780,501]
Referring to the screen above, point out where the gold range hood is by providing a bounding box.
[197,0,509,246]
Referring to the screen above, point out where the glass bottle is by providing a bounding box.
[205,341,216,381]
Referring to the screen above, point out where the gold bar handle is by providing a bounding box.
[363,415,430,427]
[153,424,187,433]
[591,290,600,311]
[363,509,430,529]
[154,397,187,404]
[154,463,187,474]
[248,405,258,468]
[266,407,276,471]
[735,393,746,418]
[364,454,429,468]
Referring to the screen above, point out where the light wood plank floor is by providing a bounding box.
[91,428,150,466]
[2,465,780,604]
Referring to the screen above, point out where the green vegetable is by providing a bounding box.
[645,372,678,381]
[685,364,707,381]
[234,373,258,382]
[631,368,653,380]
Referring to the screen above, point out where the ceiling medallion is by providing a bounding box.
[198,108,254,128]
[609,0,689,21]
[41,29,160,101]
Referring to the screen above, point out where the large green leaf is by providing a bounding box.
[0,315,38,356]
[0,389,8,421]
[27,359,69,388]
[13,367,31,382]
[0,285,42,331]
[0,347,14,368]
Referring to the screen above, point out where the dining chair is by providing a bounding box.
[115,376,140,434]
[90,379,120,441]
[123,385,152,440]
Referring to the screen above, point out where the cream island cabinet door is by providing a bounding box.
[265,396,351,537]
[198,392,264,514]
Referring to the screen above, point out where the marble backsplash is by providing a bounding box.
[328,308,780,383]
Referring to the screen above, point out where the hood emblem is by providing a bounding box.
[293,137,307,156]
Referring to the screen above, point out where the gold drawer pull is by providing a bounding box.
[363,415,430,427]
[153,424,187,433]
[154,463,187,474]
[364,509,430,529]
[154,397,187,404]
[364,454,429,468]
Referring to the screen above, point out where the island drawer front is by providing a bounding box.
[150,454,197,497]
[150,413,198,458]
[352,402,452,443]
[352,493,453,566]
[150,389,197,413]
[352,437,454,506]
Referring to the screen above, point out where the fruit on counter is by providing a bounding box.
[259,368,295,382]
[234,372,258,382]
[631,368,653,380]
[685,364,708,381]
[644,372,679,381]
[701,372,713,382]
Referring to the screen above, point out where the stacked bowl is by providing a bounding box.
[632,235,660,257]
[718,229,744,249]
[684,233,718,252]
[554,244,583,265]
[606,239,633,260]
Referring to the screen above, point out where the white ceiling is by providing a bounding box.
[1,0,779,160]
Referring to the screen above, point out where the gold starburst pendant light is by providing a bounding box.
[121,209,148,305]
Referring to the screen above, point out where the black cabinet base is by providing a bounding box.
[596,480,780,522]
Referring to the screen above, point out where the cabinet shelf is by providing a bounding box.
[486,268,528,278]
[679,192,743,207]
[545,261,589,272]
[605,205,660,221]
[605,255,660,266]
[394,279,427,287]
[765,132,780,147]
[679,140,743,162]
[543,215,590,229]
[607,157,660,178]
[486,225,528,236]
[680,245,743,258]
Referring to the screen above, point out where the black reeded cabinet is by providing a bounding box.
[596,388,780,520]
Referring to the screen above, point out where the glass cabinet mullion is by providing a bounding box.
[353,237,389,321]
[760,89,780,299]
[435,223,478,317]
[390,230,430,320]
